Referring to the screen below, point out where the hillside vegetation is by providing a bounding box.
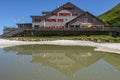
[98,3,120,26]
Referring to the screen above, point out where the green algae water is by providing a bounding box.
[0,45,120,80]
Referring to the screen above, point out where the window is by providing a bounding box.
[34,18,38,22]
[70,25,74,28]
[59,13,64,16]
[34,25,39,29]
[46,19,52,22]
[80,18,88,22]
[45,19,56,22]
[33,18,41,22]
[90,18,93,22]
[80,18,84,22]
[85,18,88,22]
[58,19,64,22]
[38,18,41,22]
[59,13,71,16]
[72,13,78,16]
[65,19,67,21]
[52,19,56,22]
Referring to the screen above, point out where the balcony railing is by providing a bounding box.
[18,27,120,31]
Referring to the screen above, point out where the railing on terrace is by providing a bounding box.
[1,28,24,37]
[19,27,120,32]
[3,26,120,32]
[1,26,120,38]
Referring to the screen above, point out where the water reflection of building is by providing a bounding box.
[31,52,102,75]
[4,45,104,75]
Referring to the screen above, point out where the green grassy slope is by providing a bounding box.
[98,3,120,26]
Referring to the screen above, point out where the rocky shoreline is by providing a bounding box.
[0,38,120,54]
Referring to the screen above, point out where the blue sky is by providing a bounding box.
[0,0,120,34]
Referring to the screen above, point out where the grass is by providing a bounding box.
[98,3,120,26]
[6,35,120,43]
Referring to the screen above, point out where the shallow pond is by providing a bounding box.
[0,45,120,80]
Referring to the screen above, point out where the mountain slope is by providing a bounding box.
[98,3,120,26]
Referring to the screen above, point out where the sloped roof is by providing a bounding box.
[16,23,32,25]
[43,2,84,18]
[66,12,105,25]
[42,11,51,15]
[31,2,84,20]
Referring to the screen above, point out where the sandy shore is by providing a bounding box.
[0,39,120,54]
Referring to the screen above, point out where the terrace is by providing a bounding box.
[1,26,120,38]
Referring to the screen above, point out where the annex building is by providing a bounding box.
[2,2,120,37]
